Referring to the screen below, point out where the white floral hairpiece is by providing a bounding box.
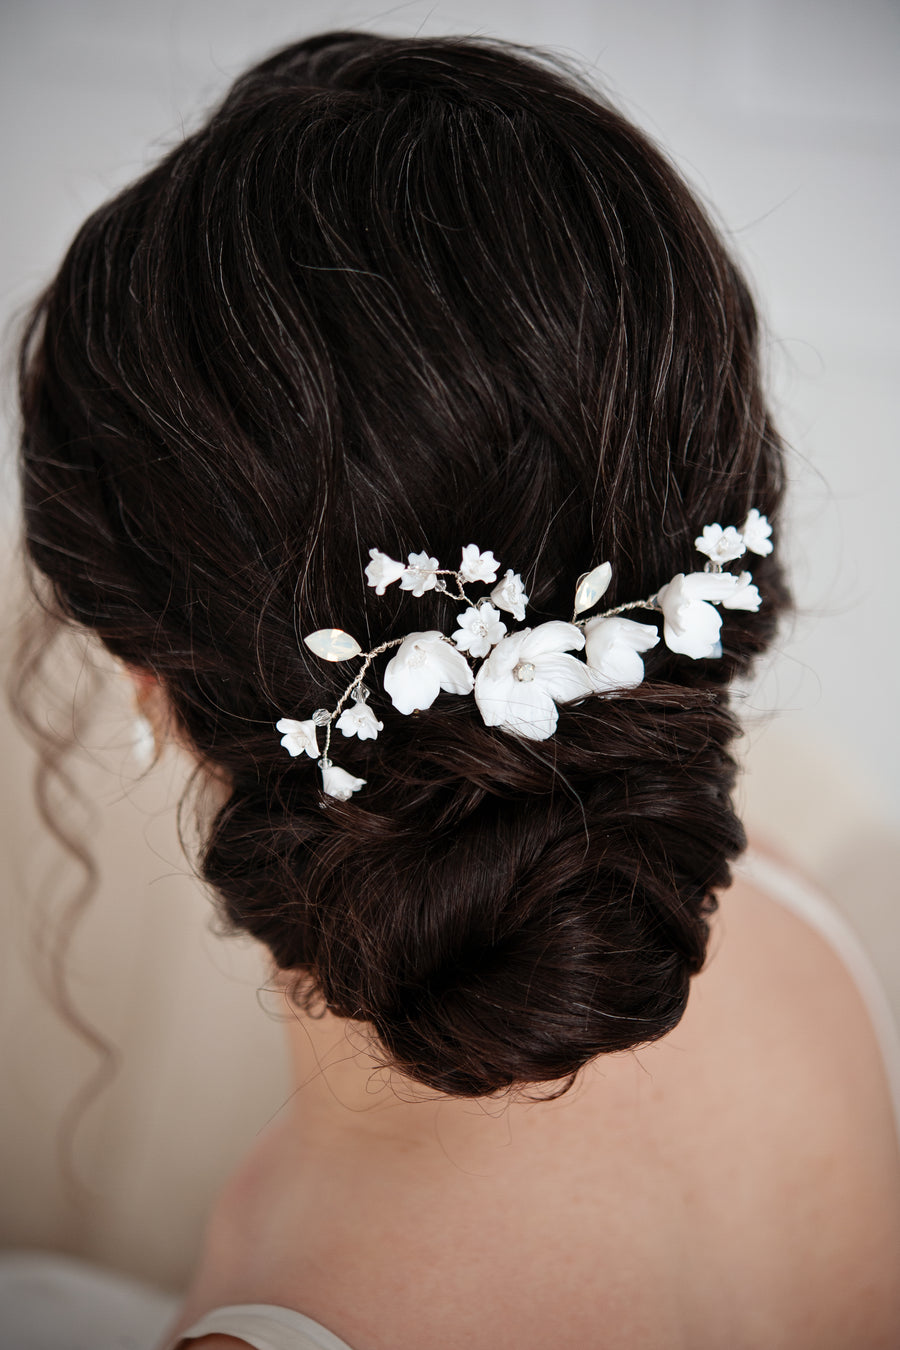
[275,511,772,799]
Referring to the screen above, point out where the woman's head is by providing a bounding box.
[18,31,788,1097]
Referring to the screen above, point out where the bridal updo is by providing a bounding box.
[17,32,789,1097]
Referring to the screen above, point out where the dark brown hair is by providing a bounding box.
[17,32,788,1098]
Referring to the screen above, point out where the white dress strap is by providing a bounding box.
[174,1303,358,1350]
[736,847,900,1146]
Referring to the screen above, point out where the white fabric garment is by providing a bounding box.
[171,1303,356,1349]
[4,850,900,1350]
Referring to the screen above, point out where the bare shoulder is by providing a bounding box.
[713,864,895,1059]
[689,862,900,1341]
[703,862,900,1150]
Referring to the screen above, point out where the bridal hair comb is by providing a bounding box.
[276,511,773,799]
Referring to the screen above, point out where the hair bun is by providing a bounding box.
[205,688,743,1097]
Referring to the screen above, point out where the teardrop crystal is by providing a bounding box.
[303,628,363,662]
[573,562,613,615]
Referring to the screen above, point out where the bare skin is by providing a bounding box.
[165,864,900,1350]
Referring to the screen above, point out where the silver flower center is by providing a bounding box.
[514,661,536,682]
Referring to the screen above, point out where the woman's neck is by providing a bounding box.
[278,992,605,1166]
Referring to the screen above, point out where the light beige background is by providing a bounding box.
[1,0,898,1297]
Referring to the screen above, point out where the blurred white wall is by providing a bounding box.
[1,0,898,1291]
[2,0,898,823]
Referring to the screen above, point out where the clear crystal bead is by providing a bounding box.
[317,757,332,770]
[433,578,447,593]
[352,685,369,703]
[311,708,332,726]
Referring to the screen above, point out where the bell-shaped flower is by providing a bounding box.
[336,702,384,740]
[474,621,592,741]
[740,509,773,556]
[400,552,440,597]
[452,603,507,658]
[720,571,761,611]
[490,568,529,622]
[694,523,746,565]
[583,616,660,693]
[321,762,366,800]
[365,548,406,595]
[459,544,499,585]
[276,717,319,758]
[383,630,475,715]
[656,571,741,659]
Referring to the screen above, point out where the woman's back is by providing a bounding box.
[172,865,900,1350]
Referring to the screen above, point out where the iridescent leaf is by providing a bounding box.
[303,628,363,662]
[573,562,613,615]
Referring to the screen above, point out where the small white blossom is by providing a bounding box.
[365,548,406,595]
[583,617,660,693]
[400,551,441,597]
[720,571,761,611]
[474,621,592,741]
[656,571,742,659]
[452,603,507,658]
[276,717,320,758]
[336,702,384,740]
[383,630,475,715]
[321,763,366,800]
[490,568,529,622]
[459,544,499,584]
[740,509,773,556]
[694,523,746,565]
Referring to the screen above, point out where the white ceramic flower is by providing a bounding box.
[583,616,660,693]
[656,571,741,659]
[740,509,773,556]
[276,717,320,758]
[474,621,592,740]
[321,763,366,800]
[400,551,441,597]
[459,544,499,585]
[336,702,384,740]
[490,568,529,622]
[720,571,761,611]
[383,630,475,715]
[365,548,406,595]
[452,603,507,658]
[694,523,746,565]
